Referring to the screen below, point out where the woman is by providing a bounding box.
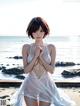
[10,17,75,106]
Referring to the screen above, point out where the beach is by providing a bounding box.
[0,87,80,106]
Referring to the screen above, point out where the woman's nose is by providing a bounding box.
[36,31,40,36]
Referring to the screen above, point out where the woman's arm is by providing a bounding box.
[39,44,56,74]
[22,44,41,74]
[22,44,37,74]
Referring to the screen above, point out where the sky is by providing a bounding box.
[0,0,80,36]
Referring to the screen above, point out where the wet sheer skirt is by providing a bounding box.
[10,71,76,106]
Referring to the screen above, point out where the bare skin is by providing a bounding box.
[22,27,56,106]
[24,96,39,106]
[24,96,51,106]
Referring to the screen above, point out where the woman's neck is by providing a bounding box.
[34,40,44,46]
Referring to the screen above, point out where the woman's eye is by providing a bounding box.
[40,29,43,32]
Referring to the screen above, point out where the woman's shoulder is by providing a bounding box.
[47,44,56,50]
[47,44,56,55]
[22,43,30,48]
[22,44,31,52]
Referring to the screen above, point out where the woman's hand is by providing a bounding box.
[34,46,42,58]
[39,49,43,60]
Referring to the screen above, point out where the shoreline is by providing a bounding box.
[0,80,80,87]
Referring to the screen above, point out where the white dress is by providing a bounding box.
[10,44,76,106]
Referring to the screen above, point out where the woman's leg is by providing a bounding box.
[39,101,51,106]
[24,96,38,106]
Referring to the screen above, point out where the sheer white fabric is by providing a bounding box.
[10,72,75,106]
[10,44,76,106]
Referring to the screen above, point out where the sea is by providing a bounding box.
[0,35,80,82]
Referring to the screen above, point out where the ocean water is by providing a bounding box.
[0,35,80,81]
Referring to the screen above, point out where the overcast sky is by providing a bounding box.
[0,0,80,36]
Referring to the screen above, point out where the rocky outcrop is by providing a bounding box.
[2,67,24,75]
[15,75,25,79]
[55,61,76,67]
[61,69,80,78]
[8,56,22,59]
[0,66,6,70]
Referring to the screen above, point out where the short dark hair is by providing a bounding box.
[26,17,50,39]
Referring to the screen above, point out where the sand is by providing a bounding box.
[0,87,80,106]
[63,88,80,106]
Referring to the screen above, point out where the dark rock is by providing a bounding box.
[8,56,22,59]
[15,75,25,79]
[2,67,24,75]
[77,63,80,65]
[0,95,9,99]
[13,56,22,59]
[8,57,12,58]
[8,98,10,101]
[55,61,75,67]
[12,64,15,65]
[0,66,6,70]
[0,67,2,70]
[1,64,3,65]
[61,69,80,78]
[6,64,9,66]
[2,66,6,69]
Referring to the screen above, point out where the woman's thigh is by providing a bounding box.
[24,96,38,106]
[39,101,51,106]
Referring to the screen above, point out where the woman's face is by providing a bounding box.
[32,26,45,40]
